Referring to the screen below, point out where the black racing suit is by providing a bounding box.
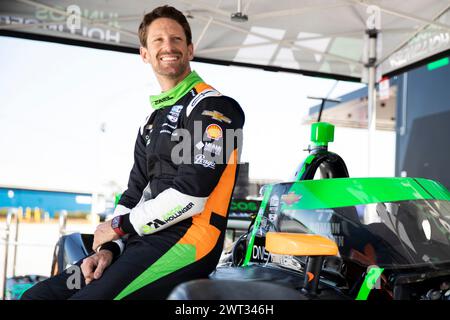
[22,70,245,300]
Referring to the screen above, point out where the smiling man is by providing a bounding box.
[22,5,245,300]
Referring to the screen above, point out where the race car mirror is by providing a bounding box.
[266,232,338,296]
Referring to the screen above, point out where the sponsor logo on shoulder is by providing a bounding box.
[195,141,222,155]
[167,104,183,123]
[205,124,223,140]
[202,110,232,124]
[204,142,222,155]
[194,154,216,169]
[195,141,205,150]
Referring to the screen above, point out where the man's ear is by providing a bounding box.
[140,46,149,63]
[188,43,194,61]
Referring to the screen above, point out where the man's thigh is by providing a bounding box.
[70,237,219,300]
[22,230,216,300]
[69,237,179,300]
[21,259,87,300]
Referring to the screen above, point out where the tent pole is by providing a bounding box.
[366,29,378,177]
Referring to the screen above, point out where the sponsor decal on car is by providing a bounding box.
[201,110,232,124]
[281,192,301,205]
[269,195,280,214]
[205,124,223,140]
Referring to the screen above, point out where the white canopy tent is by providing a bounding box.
[1,0,450,175]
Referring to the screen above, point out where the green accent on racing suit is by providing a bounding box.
[150,71,203,110]
[114,243,196,300]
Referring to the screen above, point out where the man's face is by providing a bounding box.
[140,17,193,79]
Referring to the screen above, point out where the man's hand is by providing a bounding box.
[81,250,113,285]
[92,220,120,252]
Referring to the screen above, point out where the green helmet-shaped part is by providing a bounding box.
[311,122,334,147]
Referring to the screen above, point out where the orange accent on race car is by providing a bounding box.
[266,233,338,256]
[206,124,223,140]
[307,272,315,282]
[281,192,301,205]
[178,149,238,261]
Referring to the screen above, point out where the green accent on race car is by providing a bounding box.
[243,184,274,267]
[150,70,203,110]
[355,267,384,300]
[311,122,334,147]
[414,178,450,199]
[281,177,450,211]
[295,154,316,181]
[114,243,196,300]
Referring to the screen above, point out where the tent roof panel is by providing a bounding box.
[1,0,449,81]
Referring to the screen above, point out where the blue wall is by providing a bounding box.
[0,187,92,217]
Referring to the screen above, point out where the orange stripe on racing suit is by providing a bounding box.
[178,149,238,261]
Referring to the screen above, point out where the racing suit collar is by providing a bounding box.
[150,70,203,110]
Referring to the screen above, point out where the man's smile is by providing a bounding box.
[159,54,181,63]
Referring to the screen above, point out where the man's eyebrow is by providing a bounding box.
[149,32,184,38]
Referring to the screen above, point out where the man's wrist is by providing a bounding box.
[99,242,120,261]
[119,213,137,235]
[111,215,126,237]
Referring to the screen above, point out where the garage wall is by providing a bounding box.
[395,57,450,189]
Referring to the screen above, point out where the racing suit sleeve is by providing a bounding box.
[117,128,149,209]
[99,127,149,256]
[120,96,244,236]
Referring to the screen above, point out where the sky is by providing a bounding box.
[0,36,394,196]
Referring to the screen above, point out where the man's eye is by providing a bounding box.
[153,38,162,42]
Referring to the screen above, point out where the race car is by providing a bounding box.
[168,123,450,300]
[28,122,450,300]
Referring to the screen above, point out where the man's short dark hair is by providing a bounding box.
[138,5,192,47]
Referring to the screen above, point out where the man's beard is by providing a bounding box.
[154,53,189,79]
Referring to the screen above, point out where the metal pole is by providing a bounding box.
[12,208,19,277]
[59,210,68,238]
[237,0,242,13]
[2,208,16,300]
[317,99,326,123]
[366,29,378,177]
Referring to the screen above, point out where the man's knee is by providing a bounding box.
[20,271,80,300]
[20,281,51,300]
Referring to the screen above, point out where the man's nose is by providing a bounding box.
[161,38,177,52]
